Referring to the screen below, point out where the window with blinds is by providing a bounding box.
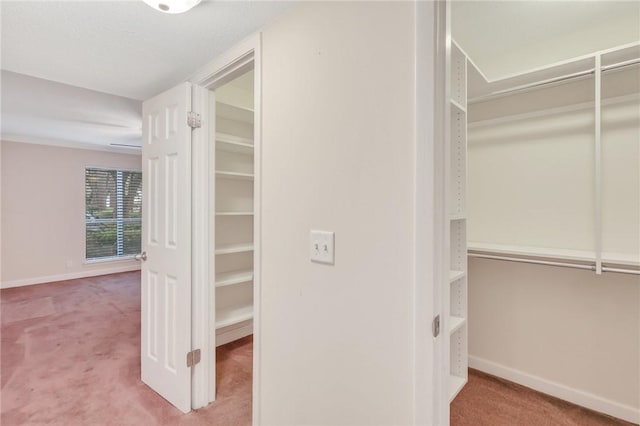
[85,168,142,260]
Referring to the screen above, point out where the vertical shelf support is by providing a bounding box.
[594,54,602,275]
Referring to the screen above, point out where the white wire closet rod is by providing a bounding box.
[469,58,640,103]
[468,253,640,276]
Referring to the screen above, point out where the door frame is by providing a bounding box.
[189,33,262,417]
[414,1,449,424]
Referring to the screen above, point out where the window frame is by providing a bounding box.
[84,165,143,264]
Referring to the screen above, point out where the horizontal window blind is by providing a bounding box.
[85,168,142,260]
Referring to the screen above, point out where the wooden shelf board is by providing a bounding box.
[449,316,466,335]
[216,304,253,329]
[216,102,254,124]
[468,242,595,263]
[215,269,253,288]
[215,243,254,255]
[216,171,254,181]
[449,375,467,402]
[449,270,465,283]
[216,132,253,145]
[602,252,640,267]
[217,138,254,155]
[468,243,640,267]
[450,99,467,113]
[215,212,254,216]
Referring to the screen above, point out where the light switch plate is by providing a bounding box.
[310,230,335,264]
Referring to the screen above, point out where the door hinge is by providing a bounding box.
[187,111,202,129]
[186,349,201,367]
[432,315,440,338]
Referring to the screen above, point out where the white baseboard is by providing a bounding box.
[1,264,141,289]
[469,355,640,425]
[216,320,253,347]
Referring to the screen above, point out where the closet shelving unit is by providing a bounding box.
[447,40,469,402]
[214,97,256,346]
[465,41,640,276]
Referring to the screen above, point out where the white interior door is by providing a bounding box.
[141,82,193,413]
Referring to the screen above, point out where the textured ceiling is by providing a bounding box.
[1,1,292,100]
[452,1,640,80]
[1,1,290,151]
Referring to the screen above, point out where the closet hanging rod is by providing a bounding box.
[468,253,640,275]
[601,58,640,72]
[469,57,640,103]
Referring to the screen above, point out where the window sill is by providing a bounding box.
[84,256,137,266]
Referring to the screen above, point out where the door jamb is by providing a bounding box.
[189,33,262,421]
[414,1,449,424]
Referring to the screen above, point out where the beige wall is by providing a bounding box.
[259,2,417,424]
[469,258,640,415]
[1,141,142,287]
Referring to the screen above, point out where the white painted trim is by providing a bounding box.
[414,1,446,425]
[439,1,454,424]
[189,32,262,422]
[251,34,263,426]
[1,264,141,289]
[594,54,602,275]
[190,83,212,410]
[1,135,141,156]
[469,355,640,424]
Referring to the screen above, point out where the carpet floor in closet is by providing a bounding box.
[1,271,634,426]
[451,370,635,426]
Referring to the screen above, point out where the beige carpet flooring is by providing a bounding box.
[1,272,252,426]
[452,369,636,426]
[2,272,634,425]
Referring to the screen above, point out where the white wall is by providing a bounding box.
[1,141,142,287]
[468,258,640,421]
[259,2,417,424]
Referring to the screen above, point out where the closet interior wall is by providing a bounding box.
[467,44,640,273]
[462,41,640,423]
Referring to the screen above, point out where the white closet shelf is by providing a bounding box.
[450,99,467,114]
[216,304,253,329]
[602,252,640,267]
[215,211,254,216]
[449,316,466,335]
[450,214,466,221]
[449,270,465,283]
[216,171,254,181]
[468,242,596,263]
[215,269,253,288]
[216,132,253,145]
[449,375,467,402]
[216,134,254,155]
[216,102,254,124]
[215,243,254,255]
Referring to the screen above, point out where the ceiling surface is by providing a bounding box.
[3,1,639,151]
[1,0,291,100]
[452,1,640,81]
[1,0,290,151]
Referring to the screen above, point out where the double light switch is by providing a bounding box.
[310,230,335,265]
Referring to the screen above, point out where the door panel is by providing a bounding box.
[141,82,192,413]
